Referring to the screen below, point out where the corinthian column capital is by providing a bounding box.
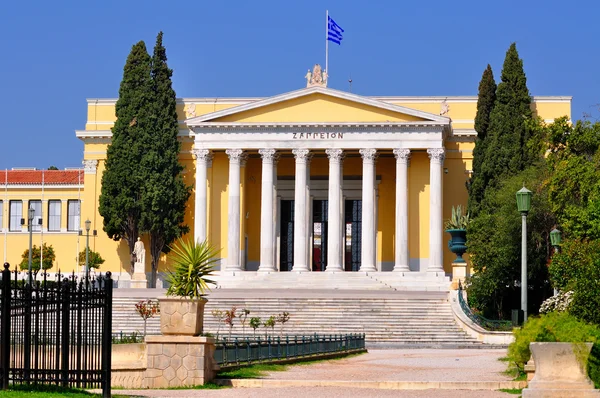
[292,149,312,162]
[393,148,411,163]
[427,148,446,163]
[359,148,378,163]
[325,149,344,163]
[192,148,213,163]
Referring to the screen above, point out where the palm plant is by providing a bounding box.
[165,238,220,298]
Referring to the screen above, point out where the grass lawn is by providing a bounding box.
[498,388,523,394]
[0,385,131,398]
[217,351,366,379]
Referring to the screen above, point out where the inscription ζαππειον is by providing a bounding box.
[292,132,344,139]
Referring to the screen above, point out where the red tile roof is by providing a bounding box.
[2,170,84,185]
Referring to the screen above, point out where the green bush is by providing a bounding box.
[507,312,600,388]
[549,239,600,325]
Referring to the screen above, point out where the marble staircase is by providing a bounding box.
[112,287,484,348]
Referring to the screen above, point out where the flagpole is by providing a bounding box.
[325,9,329,75]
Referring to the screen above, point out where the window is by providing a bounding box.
[0,200,3,231]
[67,200,80,232]
[29,200,42,232]
[48,200,61,232]
[9,200,22,232]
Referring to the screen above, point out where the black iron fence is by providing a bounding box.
[457,281,512,331]
[0,263,112,398]
[214,333,366,367]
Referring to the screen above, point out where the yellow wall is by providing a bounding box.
[3,92,569,275]
[0,186,84,272]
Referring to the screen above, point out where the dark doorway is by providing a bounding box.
[312,200,328,271]
[280,200,294,271]
[345,200,362,271]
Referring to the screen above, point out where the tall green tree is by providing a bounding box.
[467,165,554,319]
[545,117,600,240]
[141,32,191,287]
[479,43,533,192]
[99,41,153,268]
[468,64,496,215]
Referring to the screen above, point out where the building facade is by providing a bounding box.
[0,75,572,282]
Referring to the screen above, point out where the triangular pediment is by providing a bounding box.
[186,86,449,125]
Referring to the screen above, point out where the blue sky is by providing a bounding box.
[1,0,598,170]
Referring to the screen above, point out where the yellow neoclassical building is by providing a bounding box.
[0,70,571,285]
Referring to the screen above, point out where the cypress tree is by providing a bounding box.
[479,43,532,197]
[468,65,496,215]
[141,32,191,287]
[99,41,153,269]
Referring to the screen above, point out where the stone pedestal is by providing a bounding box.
[144,335,217,388]
[525,357,536,382]
[451,261,468,290]
[130,261,148,289]
[523,342,600,397]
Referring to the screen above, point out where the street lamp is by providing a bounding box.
[79,219,97,281]
[516,186,532,322]
[550,228,562,295]
[27,206,35,286]
[85,219,91,279]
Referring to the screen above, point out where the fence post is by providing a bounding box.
[101,272,113,398]
[0,263,11,389]
[60,279,70,387]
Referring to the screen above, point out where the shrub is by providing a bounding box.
[19,243,55,272]
[549,239,600,325]
[78,249,105,269]
[507,312,600,388]
[539,291,573,314]
[249,317,261,337]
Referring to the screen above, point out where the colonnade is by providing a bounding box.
[192,147,446,273]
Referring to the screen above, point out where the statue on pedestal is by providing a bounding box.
[131,236,148,288]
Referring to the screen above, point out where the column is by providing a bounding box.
[393,149,410,272]
[292,149,310,272]
[192,148,212,244]
[427,148,445,273]
[359,149,377,272]
[225,149,245,272]
[326,149,344,272]
[258,149,277,272]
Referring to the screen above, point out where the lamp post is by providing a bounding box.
[85,219,91,279]
[516,186,532,322]
[550,228,562,295]
[27,206,35,286]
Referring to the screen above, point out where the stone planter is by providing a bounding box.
[523,342,599,397]
[158,297,207,336]
[446,229,467,263]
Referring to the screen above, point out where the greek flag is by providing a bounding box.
[327,15,344,45]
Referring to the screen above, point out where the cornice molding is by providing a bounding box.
[186,86,451,125]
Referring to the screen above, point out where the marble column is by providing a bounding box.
[393,149,410,272]
[292,149,310,272]
[326,149,344,272]
[359,149,377,272]
[192,148,212,244]
[427,148,445,273]
[225,149,245,272]
[258,149,277,272]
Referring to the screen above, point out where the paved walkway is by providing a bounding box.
[110,349,518,397]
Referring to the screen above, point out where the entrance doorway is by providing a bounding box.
[279,200,294,271]
[312,200,328,271]
[345,200,362,271]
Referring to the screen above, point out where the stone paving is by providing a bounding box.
[108,349,517,397]
[263,348,510,382]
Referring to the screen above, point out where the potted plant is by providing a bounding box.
[445,205,469,263]
[159,238,220,336]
